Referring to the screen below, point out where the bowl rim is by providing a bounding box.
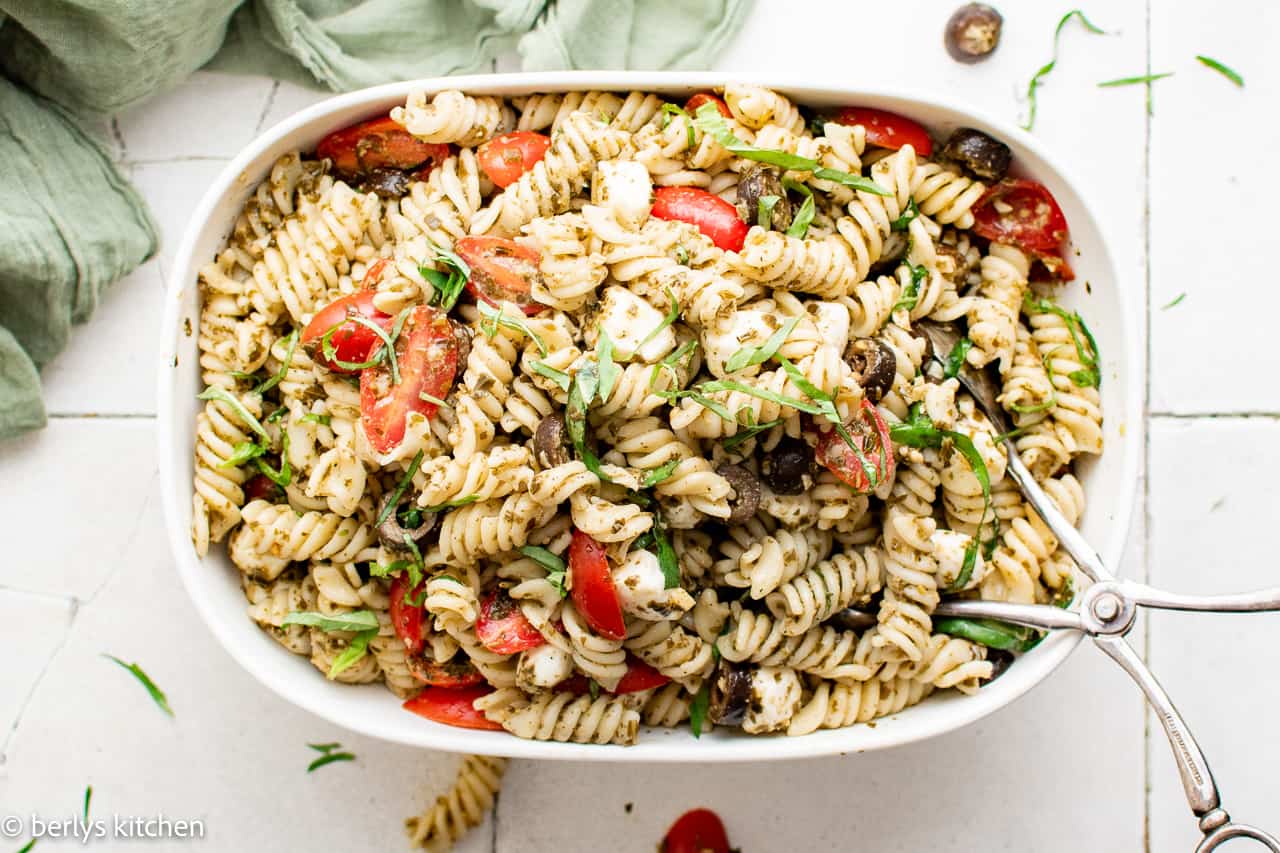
[157,70,1141,762]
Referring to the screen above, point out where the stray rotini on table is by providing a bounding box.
[192,84,1104,769]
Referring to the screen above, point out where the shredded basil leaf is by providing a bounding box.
[327,629,376,679]
[308,742,342,753]
[255,329,298,394]
[699,378,825,417]
[320,321,384,372]
[1023,10,1108,131]
[218,440,267,469]
[756,194,780,230]
[253,431,292,488]
[674,245,690,265]
[661,102,697,150]
[641,458,681,489]
[781,177,815,238]
[1161,292,1186,310]
[890,198,920,233]
[299,412,331,426]
[307,750,356,772]
[567,378,610,482]
[1196,55,1244,87]
[478,301,548,356]
[651,518,680,589]
[946,539,980,593]
[283,610,380,632]
[1098,72,1174,87]
[1024,294,1101,388]
[934,617,1041,652]
[196,386,268,439]
[377,449,424,526]
[519,545,568,596]
[596,329,620,404]
[648,339,699,391]
[893,259,927,313]
[943,337,974,379]
[692,103,890,196]
[422,243,471,311]
[724,316,801,374]
[16,840,36,853]
[638,288,680,350]
[418,390,451,408]
[102,654,173,717]
[575,357,600,406]
[83,785,92,823]
[368,559,414,579]
[720,417,783,452]
[530,359,572,393]
[689,680,711,737]
[422,494,482,513]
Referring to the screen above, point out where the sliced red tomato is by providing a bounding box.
[475,588,545,654]
[1029,247,1076,284]
[831,107,933,157]
[403,684,503,731]
[407,656,485,688]
[684,92,731,118]
[242,474,283,503]
[562,657,670,696]
[454,235,545,316]
[316,115,451,177]
[662,808,731,853]
[972,178,1070,254]
[651,186,749,252]
[389,574,426,655]
[569,529,626,641]
[478,131,551,189]
[815,398,895,494]
[301,291,393,374]
[359,305,457,453]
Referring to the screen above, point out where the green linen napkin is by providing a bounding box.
[0,0,751,439]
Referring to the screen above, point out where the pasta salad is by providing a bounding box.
[190,84,1102,750]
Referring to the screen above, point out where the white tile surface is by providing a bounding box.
[1149,3,1279,414]
[9,0,1280,849]
[1147,418,1280,850]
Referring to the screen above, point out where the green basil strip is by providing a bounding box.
[352,308,409,387]
[698,378,826,417]
[254,430,292,487]
[638,288,680,349]
[596,329,620,405]
[692,103,890,196]
[422,243,471,311]
[530,360,572,392]
[934,617,1042,653]
[327,628,377,680]
[1097,71,1174,87]
[689,680,711,737]
[376,449,425,526]
[307,751,357,772]
[368,559,414,579]
[422,494,482,513]
[418,390,451,408]
[299,412,332,426]
[575,358,600,407]
[1196,55,1244,87]
[1024,294,1101,388]
[254,329,298,395]
[724,315,802,374]
[83,785,92,823]
[320,322,384,372]
[720,417,783,452]
[519,545,566,574]
[478,301,549,356]
[1023,9,1108,131]
[640,458,681,489]
[1161,292,1186,310]
[567,379,610,482]
[219,441,267,469]
[781,178,815,238]
[652,518,680,589]
[890,198,920,232]
[102,654,174,716]
[308,742,342,753]
[893,259,927,313]
[282,610,380,632]
[945,539,980,593]
[775,356,878,487]
[661,102,696,150]
[196,386,268,439]
[943,337,974,379]
[756,194,780,230]
[648,339,699,390]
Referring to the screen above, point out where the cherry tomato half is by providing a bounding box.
[316,115,451,177]
[1029,247,1076,284]
[402,684,503,731]
[359,306,458,453]
[972,178,1071,255]
[650,186,749,253]
[815,398,895,494]
[476,588,546,655]
[242,474,283,503]
[684,93,731,118]
[569,529,626,641]
[662,808,731,853]
[831,107,933,157]
[407,656,485,688]
[454,235,545,315]
[389,574,426,655]
[478,131,551,189]
[301,290,394,374]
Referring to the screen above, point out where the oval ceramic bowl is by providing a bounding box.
[158,71,1141,761]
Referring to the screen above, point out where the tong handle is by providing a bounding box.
[1121,581,1280,614]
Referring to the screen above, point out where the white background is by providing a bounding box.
[3,0,1278,850]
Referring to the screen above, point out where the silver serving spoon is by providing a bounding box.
[838,319,1280,851]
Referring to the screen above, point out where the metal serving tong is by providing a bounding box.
[841,320,1280,851]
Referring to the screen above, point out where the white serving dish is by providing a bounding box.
[157,71,1141,762]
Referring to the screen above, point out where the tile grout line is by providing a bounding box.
[1142,0,1154,849]
[255,81,282,135]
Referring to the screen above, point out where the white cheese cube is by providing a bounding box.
[516,644,573,692]
[930,528,988,591]
[592,285,675,363]
[742,666,802,734]
[700,308,777,378]
[592,160,653,229]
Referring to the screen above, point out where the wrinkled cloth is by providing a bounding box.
[0,0,751,438]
